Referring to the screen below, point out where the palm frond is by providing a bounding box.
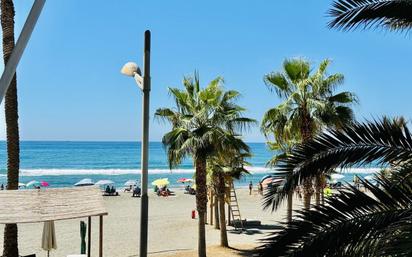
[328,0,412,31]
[268,119,412,210]
[258,177,412,257]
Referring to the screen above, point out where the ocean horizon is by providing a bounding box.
[0,141,382,188]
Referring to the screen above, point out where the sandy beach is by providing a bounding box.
[0,187,303,257]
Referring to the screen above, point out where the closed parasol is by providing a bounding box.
[42,220,57,257]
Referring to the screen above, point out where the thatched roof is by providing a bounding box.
[0,187,107,224]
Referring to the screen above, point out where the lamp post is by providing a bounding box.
[121,30,151,257]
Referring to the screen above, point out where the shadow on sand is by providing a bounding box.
[228,223,283,235]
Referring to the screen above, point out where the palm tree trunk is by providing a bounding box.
[214,194,219,229]
[195,158,207,257]
[1,1,20,256]
[314,175,321,206]
[302,179,313,210]
[217,173,228,247]
[287,190,293,223]
[301,109,313,210]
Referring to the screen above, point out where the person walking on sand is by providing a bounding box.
[249,181,253,195]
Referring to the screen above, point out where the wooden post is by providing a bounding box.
[209,190,213,226]
[227,184,231,226]
[99,215,103,257]
[87,216,91,257]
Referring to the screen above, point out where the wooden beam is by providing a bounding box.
[87,216,91,257]
[99,215,103,257]
[0,0,46,105]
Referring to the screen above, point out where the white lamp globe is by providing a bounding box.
[121,62,141,77]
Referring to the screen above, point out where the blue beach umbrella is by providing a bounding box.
[26,180,41,188]
[74,178,94,187]
[95,180,115,186]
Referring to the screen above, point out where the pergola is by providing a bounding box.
[0,187,108,257]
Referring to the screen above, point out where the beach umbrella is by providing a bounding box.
[42,221,57,257]
[261,177,273,187]
[177,178,193,183]
[95,180,115,186]
[331,174,345,180]
[40,181,50,187]
[151,178,169,187]
[26,180,41,188]
[261,177,284,188]
[74,178,94,187]
[260,175,273,183]
[80,221,86,254]
[124,180,137,186]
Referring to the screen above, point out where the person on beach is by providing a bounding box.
[258,182,263,195]
[249,181,253,195]
[324,184,333,198]
[0,184,3,190]
[353,175,360,190]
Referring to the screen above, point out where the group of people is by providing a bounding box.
[154,185,174,197]
[293,184,334,199]
[124,185,141,197]
[104,185,119,196]
[249,181,268,196]
[184,185,196,195]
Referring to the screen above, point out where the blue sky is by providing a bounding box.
[0,0,411,142]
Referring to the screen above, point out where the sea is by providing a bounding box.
[0,141,381,189]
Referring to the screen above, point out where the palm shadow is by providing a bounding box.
[228,224,283,235]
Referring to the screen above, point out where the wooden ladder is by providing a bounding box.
[228,182,244,231]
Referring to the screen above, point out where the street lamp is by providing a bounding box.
[121,30,151,257]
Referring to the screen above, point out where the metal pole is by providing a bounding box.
[99,215,103,257]
[87,216,91,257]
[139,30,151,257]
[0,0,45,104]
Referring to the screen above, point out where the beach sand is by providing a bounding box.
[0,188,302,257]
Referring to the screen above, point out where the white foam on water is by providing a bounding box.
[19,168,196,176]
[244,166,272,173]
[16,166,381,176]
[336,167,382,174]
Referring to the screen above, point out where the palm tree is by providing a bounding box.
[1,0,20,256]
[262,58,356,209]
[208,150,251,247]
[263,115,299,223]
[265,142,296,223]
[155,73,254,257]
[258,119,412,257]
[328,0,412,31]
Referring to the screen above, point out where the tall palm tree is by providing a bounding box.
[208,150,251,247]
[1,0,20,256]
[258,119,412,257]
[155,73,254,257]
[328,0,412,31]
[262,58,356,209]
